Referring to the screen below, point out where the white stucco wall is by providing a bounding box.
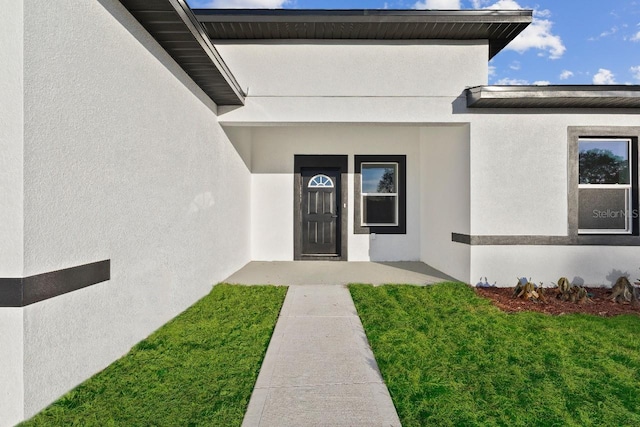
[0,309,24,427]
[18,0,251,421]
[0,2,25,426]
[219,96,464,126]
[215,40,488,97]
[247,125,422,261]
[0,0,24,277]
[471,245,640,287]
[420,126,471,282]
[217,41,486,126]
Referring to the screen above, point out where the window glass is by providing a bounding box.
[579,139,630,184]
[363,196,397,225]
[578,189,628,230]
[578,138,633,234]
[308,174,334,188]
[362,164,397,194]
[361,163,398,226]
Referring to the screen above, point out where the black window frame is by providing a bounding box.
[354,155,406,234]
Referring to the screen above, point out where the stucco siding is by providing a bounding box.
[0,1,25,425]
[420,126,471,282]
[215,40,488,98]
[19,0,251,420]
[0,0,24,278]
[471,245,640,287]
[219,96,467,125]
[0,309,24,427]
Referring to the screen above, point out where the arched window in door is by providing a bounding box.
[308,174,334,188]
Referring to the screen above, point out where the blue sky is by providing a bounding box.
[188,0,640,85]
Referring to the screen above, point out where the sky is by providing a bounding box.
[187,0,640,85]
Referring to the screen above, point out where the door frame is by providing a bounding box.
[294,155,348,261]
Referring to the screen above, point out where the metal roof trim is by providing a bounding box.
[466,85,640,108]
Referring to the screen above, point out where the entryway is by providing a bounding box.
[294,155,348,260]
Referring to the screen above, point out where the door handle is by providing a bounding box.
[331,214,338,218]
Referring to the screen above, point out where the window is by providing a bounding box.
[361,163,398,225]
[355,155,406,234]
[308,174,334,188]
[575,136,638,235]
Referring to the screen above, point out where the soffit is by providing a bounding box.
[194,9,532,59]
[119,0,245,106]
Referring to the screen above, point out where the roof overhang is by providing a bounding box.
[194,9,532,59]
[118,0,245,106]
[466,85,640,109]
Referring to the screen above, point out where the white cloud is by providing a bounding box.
[481,1,565,59]
[495,77,529,85]
[484,0,520,8]
[414,0,461,9]
[192,0,289,7]
[559,70,574,80]
[631,31,640,41]
[600,26,619,38]
[631,66,640,81]
[592,68,617,84]
[535,9,551,18]
[471,0,490,7]
[509,61,521,70]
[533,80,550,85]
[488,65,497,76]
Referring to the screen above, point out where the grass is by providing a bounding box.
[21,284,287,427]
[349,282,640,427]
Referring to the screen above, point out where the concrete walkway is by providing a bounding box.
[242,285,401,427]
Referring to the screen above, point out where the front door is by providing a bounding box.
[294,155,347,261]
[302,169,339,256]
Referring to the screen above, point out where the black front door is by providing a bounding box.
[301,168,340,256]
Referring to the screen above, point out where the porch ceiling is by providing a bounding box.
[466,85,640,109]
[194,9,532,59]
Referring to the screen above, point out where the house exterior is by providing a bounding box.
[1,0,638,424]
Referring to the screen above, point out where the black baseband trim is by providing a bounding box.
[452,232,640,246]
[451,232,471,244]
[0,260,110,307]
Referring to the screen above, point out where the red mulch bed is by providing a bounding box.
[475,286,640,317]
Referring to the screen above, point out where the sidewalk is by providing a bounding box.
[242,285,401,427]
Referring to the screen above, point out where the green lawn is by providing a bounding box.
[22,284,287,427]
[350,282,640,427]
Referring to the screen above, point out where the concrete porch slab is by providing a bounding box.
[224,261,458,286]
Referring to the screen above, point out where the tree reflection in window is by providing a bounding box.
[579,140,629,184]
[376,168,396,193]
[578,138,633,234]
[361,163,398,226]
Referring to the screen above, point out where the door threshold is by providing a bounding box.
[299,255,344,261]
[303,254,339,257]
